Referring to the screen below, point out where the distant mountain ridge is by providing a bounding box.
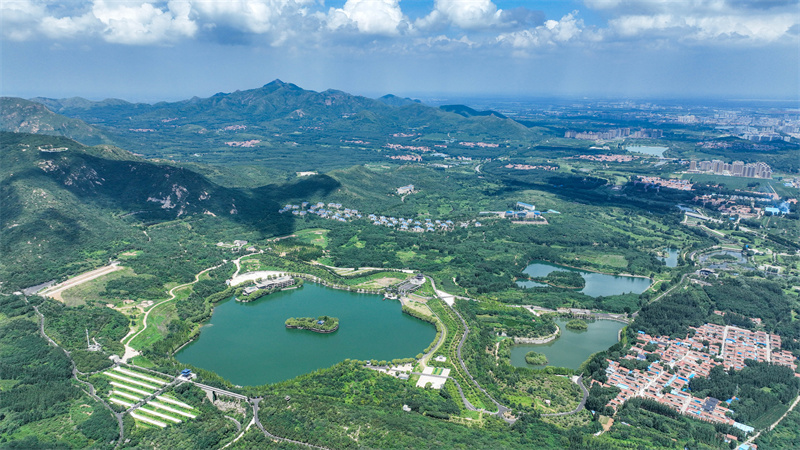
[22,79,528,137]
[439,104,507,119]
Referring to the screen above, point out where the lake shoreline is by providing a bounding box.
[513,325,561,344]
[285,324,339,334]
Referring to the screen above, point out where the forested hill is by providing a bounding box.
[0,132,340,289]
[21,80,534,160]
[0,97,114,146]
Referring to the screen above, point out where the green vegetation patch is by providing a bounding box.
[565,319,588,331]
[524,351,548,365]
[285,316,339,333]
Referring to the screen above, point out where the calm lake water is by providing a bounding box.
[517,261,651,297]
[510,319,625,370]
[176,283,436,386]
[658,248,679,268]
[627,145,669,157]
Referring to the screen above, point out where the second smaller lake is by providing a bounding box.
[517,261,651,297]
[510,319,625,370]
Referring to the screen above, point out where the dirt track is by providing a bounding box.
[39,263,124,302]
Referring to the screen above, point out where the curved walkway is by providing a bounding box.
[427,276,590,421]
[541,376,589,417]
[121,262,227,362]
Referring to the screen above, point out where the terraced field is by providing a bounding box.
[101,366,198,428]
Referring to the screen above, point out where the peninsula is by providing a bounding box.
[285,316,339,333]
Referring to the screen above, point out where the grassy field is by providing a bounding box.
[293,228,330,248]
[60,266,137,307]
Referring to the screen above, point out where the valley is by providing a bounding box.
[1,84,799,450]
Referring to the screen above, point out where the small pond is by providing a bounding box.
[176,283,436,386]
[658,248,679,268]
[510,319,625,370]
[516,260,651,297]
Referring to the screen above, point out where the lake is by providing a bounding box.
[510,319,625,370]
[627,145,669,157]
[176,283,436,386]
[517,260,651,297]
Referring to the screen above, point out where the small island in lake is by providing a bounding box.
[565,319,588,331]
[285,316,339,333]
[532,270,586,289]
[525,351,548,365]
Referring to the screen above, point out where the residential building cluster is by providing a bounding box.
[575,154,635,162]
[459,141,499,148]
[392,132,419,138]
[688,160,772,179]
[225,140,261,147]
[129,128,156,132]
[637,176,693,191]
[564,128,663,140]
[388,154,422,162]
[599,322,797,432]
[221,124,247,131]
[504,164,558,171]
[278,200,463,233]
[385,143,431,152]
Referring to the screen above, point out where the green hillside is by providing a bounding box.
[0,97,114,146]
[25,80,537,169]
[0,132,340,289]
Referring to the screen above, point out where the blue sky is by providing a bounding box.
[2,1,798,102]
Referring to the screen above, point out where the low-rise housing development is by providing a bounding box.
[637,176,693,191]
[278,200,458,233]
[598,322,797,432]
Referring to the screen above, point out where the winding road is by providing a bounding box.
[121,262,227,362]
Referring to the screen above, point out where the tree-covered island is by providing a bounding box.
[532,271,586,289]
[525,351,548,365]
[565,319,589,331]
[285,316,339,333]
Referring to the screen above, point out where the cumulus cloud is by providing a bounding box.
[416,0,502,30]
[326,0,408,36]
[585,0,800,44]
[1,0,48,41]
[192,0,315,35]
[496,12,587,50]
[91,1,197,45]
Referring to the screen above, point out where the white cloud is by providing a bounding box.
[1,0,47,40]
[608,13,798,43]
[496,12,586,50]
[416,0,503,30]
[326,0,407,36]
[192,0,315,35]
[91,0,197,45]
[587,0,800,44]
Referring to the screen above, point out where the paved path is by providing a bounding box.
[28,299,125,446]
[428,276,592,420]
[745,394,800,445]
[39,262,124,302]
[541,376,589,417]
[121,262,227,362]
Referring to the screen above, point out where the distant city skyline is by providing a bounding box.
[2,0,798,102]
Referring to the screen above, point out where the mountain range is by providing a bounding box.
[3,80,534,167]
